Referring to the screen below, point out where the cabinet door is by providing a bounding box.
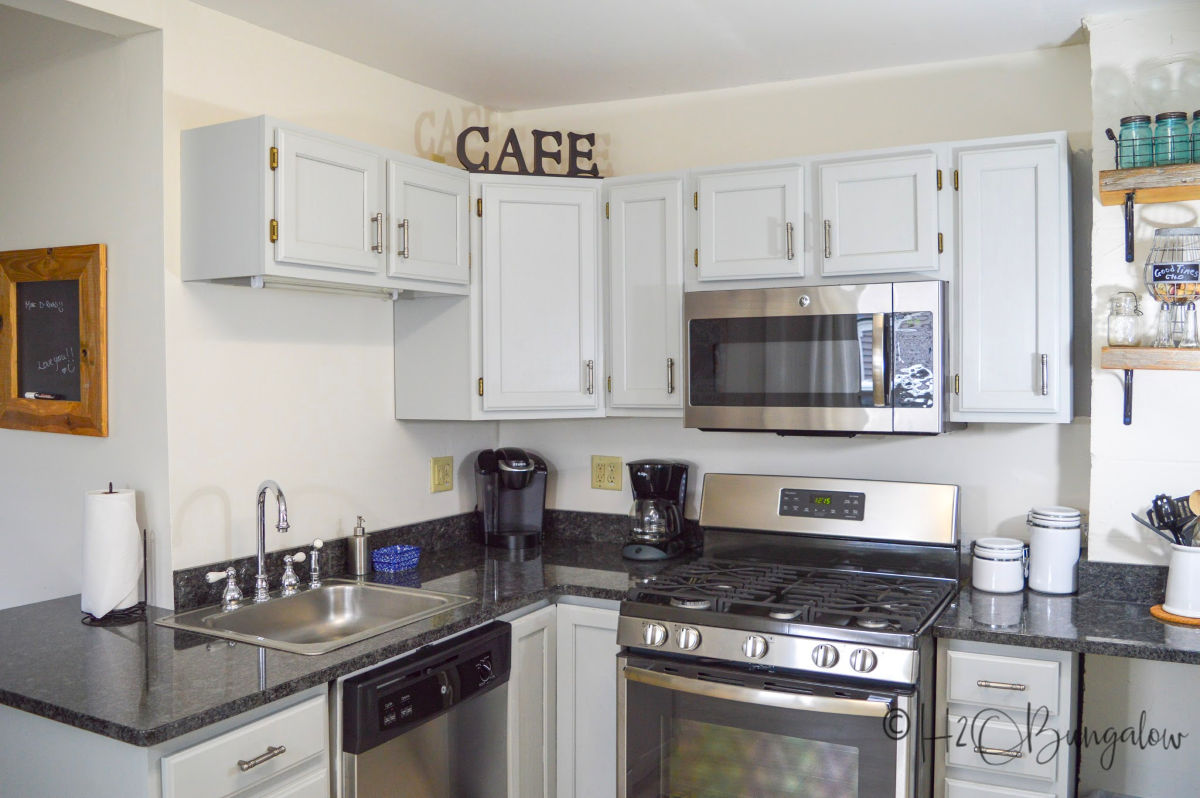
[608,178,684,411]
[481,182,600,411]
[556,604,619,798]
[819,152,939,276]
[696,166,803,281]
[508,606,557,798]
[954,143,1068,420]
[274,128,385,273]
[387,161,470,285]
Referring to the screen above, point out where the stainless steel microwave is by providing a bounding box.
[684,281,947,435]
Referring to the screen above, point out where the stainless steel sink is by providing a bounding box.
[156,579,474,655]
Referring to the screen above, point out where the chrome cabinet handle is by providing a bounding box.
[371,212,384,253]
[823,220,832,258]
[397,218,410,258]
[977,679,1027,691]
[1040,354,1049,396]
[785,222,795,260]
[237,744,286,772]
[974,746,1022,759]
[666,357,675,394]
[586,360,594,395]
[871,313,886,408]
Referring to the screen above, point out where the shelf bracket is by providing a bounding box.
[1122,368,1134,426]
[1124,191,1135,262]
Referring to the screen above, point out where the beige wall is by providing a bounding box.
[162,0,498,573]
[500,45,1094,544]
[0,10,167,608]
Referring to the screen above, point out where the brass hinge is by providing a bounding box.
[607,375,612,393]
[936,169,942,191]
[269,218,278,243]
[693,248,699,267]
[954,374,960,395]
[476,198,482,217]
[605,201,610,219]
[477,377,484,396]
[938,232,944,254]
[693,191,699,210]
[953,170,959,191]
[269,146,278,171]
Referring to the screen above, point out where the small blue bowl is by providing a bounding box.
[372,544,421,573]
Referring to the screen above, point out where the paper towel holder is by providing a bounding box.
[81,488,147,627]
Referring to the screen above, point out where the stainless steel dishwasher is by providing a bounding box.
[339,621,510,797]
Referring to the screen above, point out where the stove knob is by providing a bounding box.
[476,658,494,683]
[642,623,668,647]
[849,648,878,673]
[677,627,701,651]
[812,644,840,669]
[742,635,768,660]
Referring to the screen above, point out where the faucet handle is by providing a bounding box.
[309,539,324,589]
[280,553,305,597]
[205,568,232,584]
[207,567,243,611]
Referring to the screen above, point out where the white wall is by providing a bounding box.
[161,0,498,572]
[500,45,1094,543]
[1087,4,1200,566]
[0,8,168,608]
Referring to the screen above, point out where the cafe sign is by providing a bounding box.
[456,126,600,177]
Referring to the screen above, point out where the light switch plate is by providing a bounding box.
[431,456,454,493]
[591,455,622,491]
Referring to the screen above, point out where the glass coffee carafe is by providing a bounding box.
[629,498,683,544]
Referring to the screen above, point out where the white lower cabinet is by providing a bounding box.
[161,693,329,798]
[936,640,1078,798]
[508,606,557,798]
[556,603,620,798]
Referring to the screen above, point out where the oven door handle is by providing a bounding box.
[622,665,893,718]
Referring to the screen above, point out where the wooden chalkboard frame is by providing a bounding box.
[0,244,107,436]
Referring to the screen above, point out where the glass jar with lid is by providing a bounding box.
[1155,112,1191,166]
[1118,115,1154,168]
[1194,111,1200,164]
[1107,291,1141,346]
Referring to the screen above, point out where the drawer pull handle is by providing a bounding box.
[974,745,1023,759]
[237,744,286,772]
[977,679,1027,691]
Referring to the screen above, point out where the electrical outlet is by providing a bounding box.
[591,455,623,491]
[430,456,454,493]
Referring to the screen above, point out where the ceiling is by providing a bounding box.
[0,5,115,78]
[193,0,1175,111]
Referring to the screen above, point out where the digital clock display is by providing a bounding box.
[812,496,832,505]
[778,488,866,520]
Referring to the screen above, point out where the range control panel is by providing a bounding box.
[778,488,865,521]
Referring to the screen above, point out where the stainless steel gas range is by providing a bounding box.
[617,473,960,798]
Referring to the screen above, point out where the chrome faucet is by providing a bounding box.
[254,480,290,603]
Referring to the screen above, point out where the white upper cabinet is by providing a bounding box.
[952,136,1071,423]
[387,161,470,285]
[274,128,385,273]
[480,179,600,412]
[606,176,684,414]
[695,165,804,281]
[818,151,940,276]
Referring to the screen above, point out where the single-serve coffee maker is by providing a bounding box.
[475,448,548,549]
[624,460,689,561]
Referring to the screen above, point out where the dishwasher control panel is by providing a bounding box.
[342,621,511,754]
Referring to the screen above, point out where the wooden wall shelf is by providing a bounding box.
[1100,346,1200,425]
[1099,163,1200,206]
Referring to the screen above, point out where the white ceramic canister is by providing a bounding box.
[972,537,1028,593]
[1163,544,1200,618]
[1027,506,1082,594]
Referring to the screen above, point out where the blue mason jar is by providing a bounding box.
[1154,111,1190,165]
[1194,111,1200,164]
[1118,115,1154,168]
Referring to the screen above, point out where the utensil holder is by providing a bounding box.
[1163,544,1200,618]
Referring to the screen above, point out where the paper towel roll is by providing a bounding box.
[81,489,141,618]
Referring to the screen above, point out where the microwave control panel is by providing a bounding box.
[778,488,865,521]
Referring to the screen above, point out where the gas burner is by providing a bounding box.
[855,617,895,630]
[768,608,803,620]
[671,597,713,610]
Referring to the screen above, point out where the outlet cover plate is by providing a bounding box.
[591,455,622,491]
[431,456,454,493]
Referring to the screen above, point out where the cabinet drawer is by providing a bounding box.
[945,777,1055,798]
[945,713,1058,782]
[947,650,1060,715]
[162,695,328,798]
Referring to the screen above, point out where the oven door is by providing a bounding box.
[618,654,918,798]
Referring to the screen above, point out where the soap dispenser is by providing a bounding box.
[349,515,371,576]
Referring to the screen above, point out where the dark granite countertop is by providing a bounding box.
[932,561,1200,665]
[0,539,644,747]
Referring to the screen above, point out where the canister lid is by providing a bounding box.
[1030,505,1081,519]
[974,537,1026,555]
[1155,111,1188,122]
[1120,115,1151,125]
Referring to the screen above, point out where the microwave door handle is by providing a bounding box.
[622,665,892,718]
[872,313,886,407]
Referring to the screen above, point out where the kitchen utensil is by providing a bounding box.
[1131,512,1180,545]
[971,538,1027,593]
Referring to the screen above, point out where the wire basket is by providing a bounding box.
[1144,228,1200,303]
[1106,127,1193,169]
[371,544,421,573]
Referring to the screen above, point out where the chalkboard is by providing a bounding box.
[16,279,81,401]
[1151,263,1200,282]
